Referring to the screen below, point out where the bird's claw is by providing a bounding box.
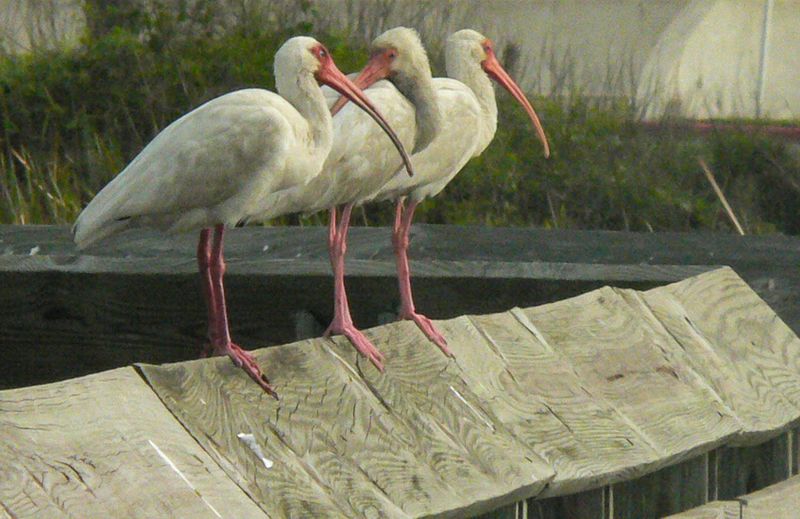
[326,323,386,371]
[402,311,454,357]
[205,341,278,399]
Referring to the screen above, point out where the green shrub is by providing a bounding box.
[2,5,799,234]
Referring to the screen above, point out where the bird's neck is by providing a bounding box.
[394,73,442,153]
[448,62,498,155]
[279,72,333,154]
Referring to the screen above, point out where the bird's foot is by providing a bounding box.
[325,322,385,371]
[400,310,453,357]
[209,341,278,399]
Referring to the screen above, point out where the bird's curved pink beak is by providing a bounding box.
[317,56,414,177]
[482,47,550,158]
[330,51,393,116]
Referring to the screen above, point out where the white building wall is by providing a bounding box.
[1,0,797,120]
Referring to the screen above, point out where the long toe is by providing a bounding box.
[406,312,454,358]
[226,343,279,399]
[329,324,386,371]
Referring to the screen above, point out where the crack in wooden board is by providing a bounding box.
[0,367,266,518]
[139,324,555,519]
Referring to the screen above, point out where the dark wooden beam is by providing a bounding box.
[3,224,799,389]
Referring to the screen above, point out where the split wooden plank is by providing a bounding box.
[139,321,556,519]
[667,474,800,518]
[444,311,661,496]
[639,267,800,445]
[0,367,266,519]
[516,286,742,469]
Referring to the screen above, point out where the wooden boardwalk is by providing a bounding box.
[3,267,800,517]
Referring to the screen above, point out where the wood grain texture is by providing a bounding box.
[640,267,800,445]
[455,311,660,496]
[0,368,266,519]
[667,474,800,519]
[7,266,800,518]
[517,286,741,467]
[139,324,556,519]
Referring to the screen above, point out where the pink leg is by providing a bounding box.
[324,204,386,371]
[197,228,218,352]
[206,224,278,398]
[393,198,453,357]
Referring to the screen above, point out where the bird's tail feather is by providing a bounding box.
[72,210,130,250]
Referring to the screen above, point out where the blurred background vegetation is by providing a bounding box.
[1,0,799,234]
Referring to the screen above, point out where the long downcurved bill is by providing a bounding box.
[330,52,392,116]
[482,51,550,158]
[318,59,414,176]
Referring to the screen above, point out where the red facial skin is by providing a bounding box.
[312,44,413,176]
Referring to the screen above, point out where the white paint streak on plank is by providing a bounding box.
[148,439,222,518]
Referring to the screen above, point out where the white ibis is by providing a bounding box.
[273,27,433,370]
[71,36,414,398]
[334,28,550,354]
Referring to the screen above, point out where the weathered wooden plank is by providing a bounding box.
[6,266,800,517]
[639,267,800,444]
[0,368,267,518]
[139,346,404,519]
[449,311,660,496]
[516,287,741,468]
[139,323,556,519]
[5,225,800,267]
[668,474,800,519]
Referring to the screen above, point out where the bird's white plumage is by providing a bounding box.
[368,77,482,203]
[278,80,417,216]
[272,29,431,217]
[73,37,333,248]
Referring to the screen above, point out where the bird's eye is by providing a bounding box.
[388,50,397,59]
[319,49,327,58]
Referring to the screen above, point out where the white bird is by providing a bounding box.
[271,28,430,371]
[71,36,414,398]
[332,28,550,355]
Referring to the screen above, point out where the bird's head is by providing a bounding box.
[274,36,416,178]
[330,27,431,115]
[446,29,550,158]
[274,37,327,78]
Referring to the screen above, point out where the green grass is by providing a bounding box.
[2,7,799,234]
